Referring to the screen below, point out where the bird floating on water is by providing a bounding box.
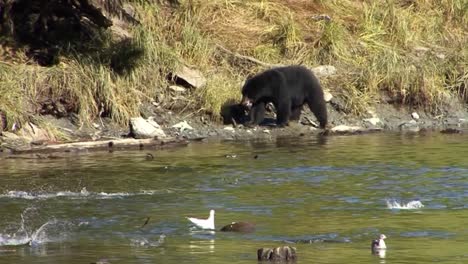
[371,234,387,252]
[187,209,215,230]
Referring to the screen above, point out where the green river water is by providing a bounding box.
[1,133,468,263]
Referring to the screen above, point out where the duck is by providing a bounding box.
[187,209,215,230]
[220,221,256,233]
[371,234,387,253]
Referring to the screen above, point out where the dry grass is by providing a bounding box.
[0,0,466,131]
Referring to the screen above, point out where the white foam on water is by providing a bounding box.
[130,234,166,247]
[1,207,73,246]
[0,187,161,200]
[386,199,424,209]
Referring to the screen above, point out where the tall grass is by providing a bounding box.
[0,0,466,131]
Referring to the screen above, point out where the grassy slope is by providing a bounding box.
[0,0,466,130]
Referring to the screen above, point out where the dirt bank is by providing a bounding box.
[1,90,467,156]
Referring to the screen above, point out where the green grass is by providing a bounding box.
[0,0,466,132]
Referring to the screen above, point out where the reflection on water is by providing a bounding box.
[1,133,468,263]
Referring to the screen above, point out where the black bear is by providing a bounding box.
[241,65,328,128]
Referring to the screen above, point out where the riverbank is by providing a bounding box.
[0,0,466,155]
[1,89,467,156]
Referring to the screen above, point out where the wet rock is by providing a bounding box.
[172,121,193,132]
[130,117,166,139]
[411,112,420,120]
[224,127,235,132]
[330,125,363,133]
[399,120,420,132]
[311,65,336,77]
[220,222,255,233]
[257,246,297,261]
[171,65,206,89]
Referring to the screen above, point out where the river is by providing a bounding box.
[1,133,468,263]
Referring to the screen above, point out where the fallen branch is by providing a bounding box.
[215,44,283,68]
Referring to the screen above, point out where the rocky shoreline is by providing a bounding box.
[1,90,467,157]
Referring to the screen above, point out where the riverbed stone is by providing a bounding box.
[130,117,166,139]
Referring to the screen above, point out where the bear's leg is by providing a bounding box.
[289,106,303,121]
[246,102,266,127]
[276,101,291,127]
[306,100,328,129]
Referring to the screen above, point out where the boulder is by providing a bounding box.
[172,65,206,89]
[130,117,166,139]
[19,122,54,143]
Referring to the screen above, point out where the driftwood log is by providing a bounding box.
[9,137,188,155]
[257,246,297,261]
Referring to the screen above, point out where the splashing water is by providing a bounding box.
[0,207,74,246]
[131,234,166,247]
[0,187,162,200]
[386,200,424,209]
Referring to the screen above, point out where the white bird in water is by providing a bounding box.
[371,234,387,252]
[187,209,215,230]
